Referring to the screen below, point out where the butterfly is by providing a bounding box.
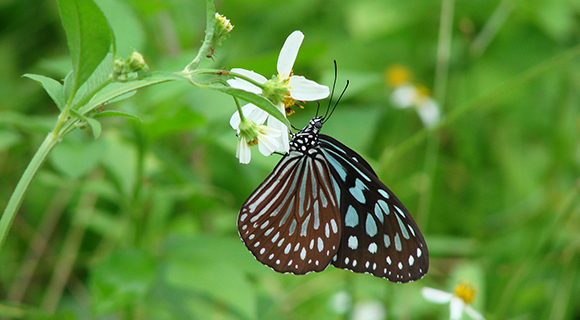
[237,87,428,283]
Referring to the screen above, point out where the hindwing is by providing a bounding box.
[319,134,429,282]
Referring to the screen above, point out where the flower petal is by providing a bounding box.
[416,98,441,128]
[449,297,465,320]
[351,301,386,320]
[277,30,304,79]
[465,306,485,320]
[228,68,268,94]
[257,126,282,156]
[236,136,251,164]
[390,84,417,109]
[287,75,330,101]
[267,115,289,153]
[230,104,269,130]
[421,287,453,304]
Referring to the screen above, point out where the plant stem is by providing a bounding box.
[416,0,454,228]
[0,132,59,251]
[184,0,216,72]
[378,43,580,171]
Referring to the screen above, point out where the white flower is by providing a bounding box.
[390,83,418,109]
[422,284,485,320]
[386,65,441,128]
[390,84,440,128]
[231,115,282,164]
[329,290,351,315]
[228,30,330,152]
[352,300,386,320]
[415,96,440,128]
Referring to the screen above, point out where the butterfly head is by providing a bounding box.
[289,117,324,154]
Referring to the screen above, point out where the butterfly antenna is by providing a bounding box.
[322,60,339,120]
[325,79,349,122]
[315,101,321,118]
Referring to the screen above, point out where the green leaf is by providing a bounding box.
[63,70,76,104]
[23,74,65,110]
[93,110,143,122]
[85,117,102,139]
[77,71,186,116]
[69,109,102,139]
[90,249,157,315]
[84,52,114,95]
[58,0,113,91]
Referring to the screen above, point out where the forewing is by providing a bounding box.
[238,152,342,274]
[319,135,429,282]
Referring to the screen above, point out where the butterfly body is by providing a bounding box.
[238,117,428,282]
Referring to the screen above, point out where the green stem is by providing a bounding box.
[180,69,267,92]
[0,132,59,251]
[233,96,246,122]
[378,43,580,171]
[416,0,454,228]
[184,0,216,72]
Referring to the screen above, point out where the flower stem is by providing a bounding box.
[233,96,246,122]
[0,132,59,251]
[184,0,216,72]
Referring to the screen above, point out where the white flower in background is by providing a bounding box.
[329,290,351,315]
[386,65,441,128]
[352,300,386,320]
[228,30,330,152]
[230,115,282,164]
[422,283,485,320]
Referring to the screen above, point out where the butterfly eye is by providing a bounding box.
[238,117,428,282]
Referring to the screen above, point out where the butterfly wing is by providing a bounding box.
[238,151,342,274]
[319,134,429,282]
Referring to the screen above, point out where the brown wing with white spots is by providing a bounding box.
[238,151,342,274]
[319,135,429,283]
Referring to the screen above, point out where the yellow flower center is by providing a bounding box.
[283,95,296,112]
[453,283,477,304]
[386,65,413,87]
[247,137,259,146]
[413,85,432,107]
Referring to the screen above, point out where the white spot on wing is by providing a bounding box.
[348,236,358,250]
[378,189,389,199]
[366,214,378,237]
[345,206,358,227]
[349,179,367,204]
[394,233,402,252]
[331,219,338,233]
[377,199,390,215]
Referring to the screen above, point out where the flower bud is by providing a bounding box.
[210,13,234,51]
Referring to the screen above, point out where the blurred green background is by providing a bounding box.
[1,0,580,319]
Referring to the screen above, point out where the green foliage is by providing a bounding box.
[1,0,580,319]
[58,0,113,92]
